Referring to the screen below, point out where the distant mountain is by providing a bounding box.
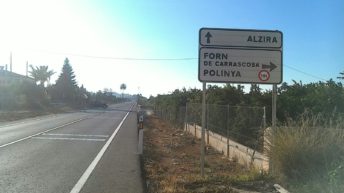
[111,92,137,99]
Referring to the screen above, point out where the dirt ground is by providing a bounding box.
[142,115,278,193]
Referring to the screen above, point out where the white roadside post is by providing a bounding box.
[198,28,283,177]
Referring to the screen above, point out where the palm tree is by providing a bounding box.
[337,71,344,80]
[120,83,127,98]
[29,65,55,87]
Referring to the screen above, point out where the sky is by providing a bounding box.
[0,0,343,97]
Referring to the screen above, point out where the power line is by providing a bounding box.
[35,50,198,61]
[30,49,329,81]
[59,52,328,81]
[70,54,329,81]
[284,64,327,81]
[67,54,198,61]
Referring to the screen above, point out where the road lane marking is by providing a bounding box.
[70,103,135,193]
[32,137,106,142]
[0,117,89,148]
[42,133,109,138]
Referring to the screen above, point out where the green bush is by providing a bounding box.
[269,113,344,192]
[0,81,49,110]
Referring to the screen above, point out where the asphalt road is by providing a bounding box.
[0,102,143,193]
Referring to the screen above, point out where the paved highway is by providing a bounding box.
[0,102,143,193]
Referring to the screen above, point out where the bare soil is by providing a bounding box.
[142,115,277,193]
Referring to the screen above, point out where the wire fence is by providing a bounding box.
[154,106,186,129]
[154,103,266,151]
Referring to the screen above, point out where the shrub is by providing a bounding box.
[269,113,344,192]
[0,81,49,110]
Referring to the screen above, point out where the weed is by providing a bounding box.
[269,113,344,192]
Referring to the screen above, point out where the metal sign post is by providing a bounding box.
[198,27,283,177]
[201,82,206,177]
[272,84,277,129]
[270,84,278,174]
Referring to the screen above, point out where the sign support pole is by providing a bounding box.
[201,82,206,177]
[270,84,277,173]
[272,84,277,129]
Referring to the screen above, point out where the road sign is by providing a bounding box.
[200,28,282,48]
[198,28,283,176]
[198,27,283,84]
[199,47,282,84]
[258,70,270,82]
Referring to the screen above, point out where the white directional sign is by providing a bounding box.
[198,28,283,84]
[199,48,282,84]
[200,28,282,48]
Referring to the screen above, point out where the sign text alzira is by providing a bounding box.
[200,28,283,48]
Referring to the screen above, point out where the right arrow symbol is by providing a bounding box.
[262,62,277,72]
[205,32,212,44]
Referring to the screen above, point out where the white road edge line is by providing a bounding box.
[42,133,109,138]
[32,137,106,142]
[0,117,89,148]
[69,103,135,193]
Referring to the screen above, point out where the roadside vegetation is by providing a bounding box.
[147,74,344,192]
[0,57,130,121]
[143,115,276,193]
[270,113,344,193]
[149,79,344,125]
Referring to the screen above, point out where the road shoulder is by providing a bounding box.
[79,111,144,193]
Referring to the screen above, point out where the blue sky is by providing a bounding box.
[0,0,343,96]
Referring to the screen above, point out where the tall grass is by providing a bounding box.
[269,112,344,193]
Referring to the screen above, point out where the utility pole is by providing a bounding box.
[10,52,12,72]
[26,61,28,77]
[272,84,277,129]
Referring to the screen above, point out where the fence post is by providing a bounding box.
[206,103,210,145]
[263,106,266,129]
[185,103,188,131]
[227,104,230,158]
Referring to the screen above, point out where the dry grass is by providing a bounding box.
[269,114,344,193]
[143,116,275,193]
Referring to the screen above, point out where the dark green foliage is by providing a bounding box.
[87,89,130,105]
[337,70,344,80]
[120,83,127,98]
[0,81,48,110]
[51,58,79,103]
[120,83,126,91]
[278,80,344,122]
[149,80,344,150]
[29,65,55,87]
[230,106,263,148]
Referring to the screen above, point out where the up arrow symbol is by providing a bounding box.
[205,32,212,44]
